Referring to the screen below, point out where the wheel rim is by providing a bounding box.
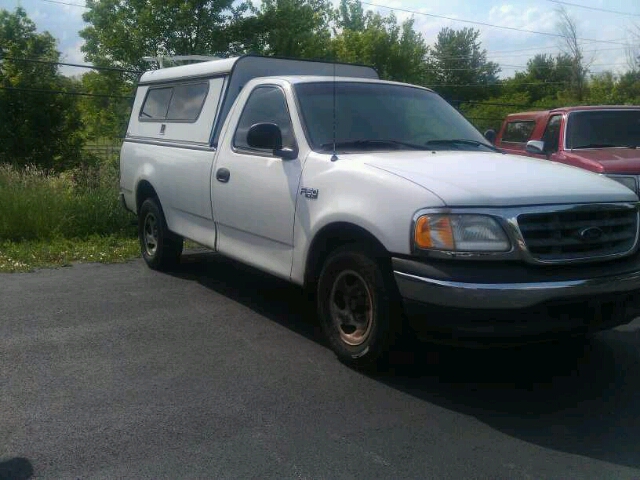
[329,269,374,346]
[143,212,159,257]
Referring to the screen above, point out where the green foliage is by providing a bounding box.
[244,0,334,59]
[427,27,501,103]
[80,0,254,72]
[332,3,429,85]
[460,92,534,133]
[0,162,134,242]
[501,54,573,104]
[77,71,133,140]
[0,8,85,170]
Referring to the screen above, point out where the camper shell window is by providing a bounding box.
[139,82,209,122]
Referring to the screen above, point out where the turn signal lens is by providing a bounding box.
[414,215,455,250]
[414,214,510,252]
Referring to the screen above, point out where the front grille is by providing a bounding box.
[517,205,638,262]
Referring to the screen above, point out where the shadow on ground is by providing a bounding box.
[171,250,640,469]
[0,458,33,480]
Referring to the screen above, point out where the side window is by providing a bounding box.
[166,83,209,121]
[541,115,562,153]
[140,82,208,122]
[140,87,172,120]
[233,86,295,153]
[501,121,536,143]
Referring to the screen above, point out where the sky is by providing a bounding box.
[4,0,640,78]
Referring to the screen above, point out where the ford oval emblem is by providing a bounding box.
[579,226,604,242]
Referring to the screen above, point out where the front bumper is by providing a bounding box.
[393,256,640,341]
[393,256,640,310]
[395,269,640,310]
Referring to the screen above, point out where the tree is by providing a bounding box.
[556,6,589,101]
[0,8,84,170]
[427,27,501,104]
[332,3,429,85]
[244,0,334,59]
[501,53,574,105]
[80,0,253,73]
[626,23,639,71]
[77,71,133,140]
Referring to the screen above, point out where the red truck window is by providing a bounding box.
[541,115,562,153]
[502,121,536,143]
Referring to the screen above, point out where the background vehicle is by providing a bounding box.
[494,106,640,193]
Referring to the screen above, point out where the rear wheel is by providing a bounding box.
[138,198,183,270]
[317,244,402,369]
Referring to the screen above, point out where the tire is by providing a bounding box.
[316,244,402,369]
[138,197,183,271]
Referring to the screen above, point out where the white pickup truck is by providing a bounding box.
[120,55,640,367]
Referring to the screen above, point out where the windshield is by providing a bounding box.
[566,110,640,149]
[293,82,494,153]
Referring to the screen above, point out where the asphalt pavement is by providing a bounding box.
[1,250,640,479]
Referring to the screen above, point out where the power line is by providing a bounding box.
[427,81,569,87]
[429,46,629,63]
[429,62,627,72]
[0,56,140,73]
[456,100,541,108]
[360,1,630,47]
[0,86,133,99]
[487,39,628,55]
[39,0,87,8]
[487,46,629,59]
[546,0,640,17]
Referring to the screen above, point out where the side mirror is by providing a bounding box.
[484,129,497,145]
[526,140,546,155]
[247,122,282,150]
[246,122,298,160]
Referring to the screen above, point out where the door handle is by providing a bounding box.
[216,168,230,183]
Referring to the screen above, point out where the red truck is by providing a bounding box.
[493,106,640,194]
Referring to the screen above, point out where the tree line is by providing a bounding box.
[1,0,639,171]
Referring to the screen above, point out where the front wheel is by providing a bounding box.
[138,198,183,271]
[317,245,402,369]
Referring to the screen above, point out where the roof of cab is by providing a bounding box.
[505,105,640,121]
[242,74,434,90]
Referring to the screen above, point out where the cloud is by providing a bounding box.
[59,41,89,78]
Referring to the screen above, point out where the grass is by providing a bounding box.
[0,162,134,241]
[0,159,139,273]
[0,235,140,273]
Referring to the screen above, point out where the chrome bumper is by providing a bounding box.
[394,269,640,310]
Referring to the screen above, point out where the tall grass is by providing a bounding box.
[0,157,135,241]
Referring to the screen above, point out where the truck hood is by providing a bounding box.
[357,151,638,206]
[563,148,640,174]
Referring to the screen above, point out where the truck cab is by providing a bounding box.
[495,106,640,194]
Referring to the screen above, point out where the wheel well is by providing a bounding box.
[136,180,157,213]
[304,222,389,291]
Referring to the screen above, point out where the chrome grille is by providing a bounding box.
[517,205,638,262]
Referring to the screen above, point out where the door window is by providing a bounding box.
[233,86,296,153]
[541,115,562,153]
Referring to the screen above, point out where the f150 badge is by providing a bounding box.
[300,187,319,199]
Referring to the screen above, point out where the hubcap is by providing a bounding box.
[329,270,374,346]
[143,213,159,257]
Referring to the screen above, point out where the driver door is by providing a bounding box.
[211,84,303,280]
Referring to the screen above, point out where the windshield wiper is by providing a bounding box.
[424,139,499,152]
[319,139,429,151]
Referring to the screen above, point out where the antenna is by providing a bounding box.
[331,58,338,162]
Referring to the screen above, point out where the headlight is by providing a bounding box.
[414,214,511,252]
[607,175,637,193]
